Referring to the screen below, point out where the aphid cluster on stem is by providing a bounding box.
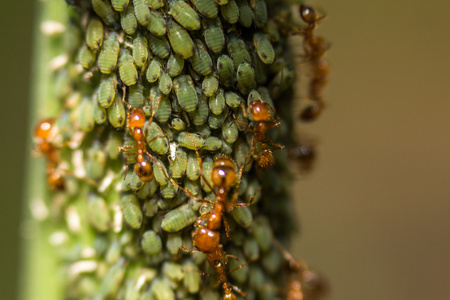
[32,0,328,299]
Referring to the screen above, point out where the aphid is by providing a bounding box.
[167,52,185,77]
[133,0,151,26]
[34,118,64,190]
[146,57,163,83]
[78,96,95,132]
[208,107,228,129]
[147,10,167,36]
[253,32,275,64]
[161,181,179,199]
[169,147,188,179]
[78,43,96,69]
[132,33,149,69]
[208,89,225,115]
[161,203,197,232]
[107,94,126,128]
[203,18,225,54]
[251,216,273,252]
[111,0,130,12]
[220,0,239,24]
[163,262,184,282]
[87,194,110,232]
[221,118,239,144]
[269,66,295,99]
[118,49,138,86]
[149,86,171,123]
[204,136,222,151]
[236,62,256,95]
[148,0,164,9]
[243,236,260,261]
[144,121,169,155]
[186,151,200,180]
[120,194,143,229]
[227,36,251,69]
[224,91,242,108]
[150,278,175,300]
[191,92,209,126]
[120,5,138,35]
[98,33,120,74]
[191,40,213,76]
[202,75,219,98]
[168,18,195,59]
[237,0,253,28]
[86,17,104,53]
[152,157,169,186]
[183,261,201,293]
[192,0,218,18]
[148,35,171,59]
[217,55,235,87]
[253,0,267,28]
[128,81,145,108]
[85,141,107,181]
[177,132,204,150]
[158,71,173,95]
[171,118,186,131]
[170,0,201,31]
[92,0,119,26]
[93,93,107,124]
[141,230,163,255]
[173,75,199,113]
[97,74,118,108]
[97,259,126,298]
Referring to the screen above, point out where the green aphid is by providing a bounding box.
[243,236,260,262]
[141,230,163,255]
[224,91,242,108]
[253,52,269,84]
[87,194,110,232]
[247,88,262,105]
[78,43,96,69]
[261,246,283,275]
[253,32,275,64]
[171,118,186,131]
[98,74,117,108]
[184,177,200,196]
[246,178,261,203]
[105,240,121,264]
[266,20,280,43]
[251,216,273,253]
[214,0,228,4]
[93,94,107,124]
[132,34,149,69]
[129,169,144,191]
[158,71,173,95]
[203,136,222,151]
[146,57,163,83]
[143,195,159,217]
[169,148,187,179]
[208,88,225,115]
[232,206,253,228]
[145,121,169,154]
[237,0,253,28]
[217,55,235,87]
[186,151,200,180]
[147,10,167,36]
[107,94,126,128]
[203,18,225,54]
[221,140,233,154]
[269,66,295,98]
[147,252,164,267]
[173,75,198,112]
[166,232,183,256]
[133,0,151,26]
[183,261,201,293]
[78,96,94,132]
[237,62,256,95]
[200,156,213,192]
[111,0,130,11]
[97,260,126,299]
[177,132,204,150]
[168,19,195,59]
[192,0,218,18]
[202,75,219,97]
[150,278,175,300]
[120,5,138,35]
[106,130,123,159]
[98,33,120,74]
[53,71,71,101]
[148,35,171,59]
[191,40,213,76]
[118,50,138,86]
[221,118,239,144]
[167,52,185,77]
[128,82,145,108]
[191,92,208,126]
[169,0,201,31]
[92,0,119,26]
[253,0,268,28]
[233,138,251,169]
[220,0,239,24]
[120,194,143,229]
[86,17,104,53]
[227,248,249,284]
[149,86,171,123]
[86,141,107,181]
[138,179,159,201]
[148,0,165,9]
[161,181,178,199]
[152,158,169,186]
[161,203,197,232]
[227,36,252,69]
[163,262,184,282]
[122,169,134,192]
[208,108,227,129]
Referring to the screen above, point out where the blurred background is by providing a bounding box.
[1,0,449,299]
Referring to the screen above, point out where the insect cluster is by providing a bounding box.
[32,0,327,299]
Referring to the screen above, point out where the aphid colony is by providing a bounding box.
[33,0,326,299]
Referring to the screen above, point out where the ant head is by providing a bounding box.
[128,108,146,128]
[300,4,318,24]
[35,118,55,140]
[249,100,270,122]
[211,157,236,189]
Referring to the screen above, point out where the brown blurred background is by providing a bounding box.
[1,0,449,299]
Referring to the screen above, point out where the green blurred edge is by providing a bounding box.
[19,1,67,299]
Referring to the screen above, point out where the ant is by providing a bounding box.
[34,118,65,190]
[288,141,316,173]
[236,100,284,170]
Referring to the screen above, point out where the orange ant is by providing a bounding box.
[34,118,65,190]
[236,100,284,170]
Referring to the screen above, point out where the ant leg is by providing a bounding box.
[266,140,285,150]
[175,245,197,260]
